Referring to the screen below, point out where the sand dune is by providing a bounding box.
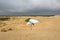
[0,15,60,40]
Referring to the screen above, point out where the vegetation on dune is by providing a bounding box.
[0,22,6,27]
[25,18,31,22]
[0,18,10,21]
[0,17,10,27]
[8,28,13,31]
[1,28,7,32]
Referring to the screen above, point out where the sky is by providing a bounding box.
[0,0,60,15]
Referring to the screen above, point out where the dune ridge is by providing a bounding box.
[0,15,60,40]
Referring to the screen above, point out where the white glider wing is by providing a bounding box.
[27,19,40,25]
[29,19,39,23]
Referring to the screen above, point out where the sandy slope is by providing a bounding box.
[0,15,60,40]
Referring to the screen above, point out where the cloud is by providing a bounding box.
[0,0,60,15]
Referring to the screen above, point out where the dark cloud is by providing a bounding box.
[0,0,60,15]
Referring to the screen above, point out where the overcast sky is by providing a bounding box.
[0,0,60,15]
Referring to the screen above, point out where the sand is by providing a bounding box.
[0,15,60,40]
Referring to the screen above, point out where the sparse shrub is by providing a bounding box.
[0,22,6,27]
[1,28,7,32]
[8,28,13,31]
[25,18,31,22]
[0,18,10,21]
